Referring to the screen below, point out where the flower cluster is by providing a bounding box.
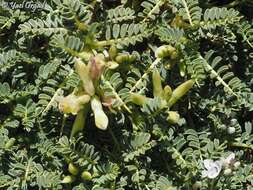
[202,153,240,179]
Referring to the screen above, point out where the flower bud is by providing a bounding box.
[81,171,92,181]
[115,53,136,63]
[74,58,95,95]
[68,163,79,175]
[91,96,108,130]
[162,85,172,101]
[167,111,180,124]
[234,161,240,169]
[130,93,149,106]
[227,127,236,134]
[152,68,163,97]
[109,45,117,60]
[167,80,194,107]
[89,55,105,81]
[224,168,232,176]
[4,138,15,149]
[106,61,119,69]
[155,45,176,59]
[61,175,75,184]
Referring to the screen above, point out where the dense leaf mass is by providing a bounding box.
[0,0,253,189]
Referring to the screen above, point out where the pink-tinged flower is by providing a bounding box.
[202,159,222,179]
[220,153,235,168]
[89,56,105,81]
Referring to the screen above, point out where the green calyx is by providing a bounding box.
[167,80,195,108]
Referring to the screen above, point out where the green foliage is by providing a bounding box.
[0,0,253,189]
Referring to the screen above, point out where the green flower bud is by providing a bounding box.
[162,85,172,101]
[61,175,75,184]
[152,68,163,97]
[130,93,149,106]
[155,45,176,59]
[115,53,136,64]
[91,96,108,130]
[81,171,92,181]
[68,163,79,175]
[107,61,119,69]
[109,45,117,60]
[167,80,194,107]
[75,58,95,96]
[4,138,15,149]
[167,111,180,124]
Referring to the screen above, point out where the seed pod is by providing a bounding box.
[130,93,149,106]
[162,85,172,101]
[81,171,92,181]
[167,111,180,124]
[61,175,75,184]
[75,58,95,96]
[4,138,15,149]
[107,61,119,69]
[167,80,194,107]
[58,94,90,115]
[68,163,79,175]
[91,96,108,130]
[152,68,163,97]
[155,45,176,59]
[109,45,117,60]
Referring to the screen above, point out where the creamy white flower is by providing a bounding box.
[202,159,222,179]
